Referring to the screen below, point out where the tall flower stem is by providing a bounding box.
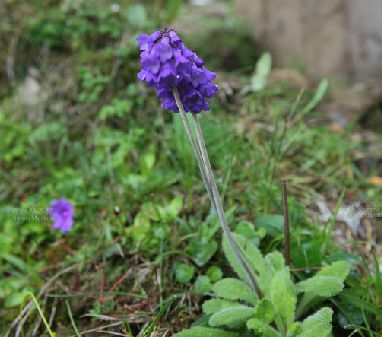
[191,112,262,297]
[171,87,216,208]
[280,180,291,266]
[171,87,262,297]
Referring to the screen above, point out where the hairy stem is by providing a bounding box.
[281,180,291,266]
[191,112,262,297]
[171,86,261,296]
[171,87,215,208]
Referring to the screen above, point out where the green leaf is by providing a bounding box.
[317,261,350,280]
[160,195,183,220]
[207,266,223,282]
[295,276,344,297]
[296,261,349,300]
[264,251,285,272]
[339,290,382,317]
[247,318,282,337]
[130,212,151,242]
[301,79,329,115]
[209,306,257,329]
[194,276,212,294]
[335,301,363,329]
[297,307,333,337]
[173,327,238,337]
[191,240,218,267]
[202,299,242,315]
[213,278,258,306]
[254,299,275,324]
[251,53,272,92]
[270,269,296,329]
[141,295,176,337]
[256,215,284,237]
[175,263,195,284]
[0,252,30,273]
[289,322,302,335]
[140,145,155,174]
[235,221,257,239]
[222,233,265,285]
[5,291,28,308]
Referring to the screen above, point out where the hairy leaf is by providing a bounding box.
[270,269,296,329]
[254,299,275,324]
[173,327,238,337]
[295,276,344,297]
[297,307,333,337]
[194,275,212,294]
[202,299,242,315]
[247,318,282,337]
[213,278,258,305]
[258,251,286,295]
[209,306,257,328]
[264,251,285,272]
[317,261,350,280]
[255,214,284,237]
[175,263,195,284]
[222,233,265,285]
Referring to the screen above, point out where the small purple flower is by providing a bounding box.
[47,198,74,233]
[136,28,218,113]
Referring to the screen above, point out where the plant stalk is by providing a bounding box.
[281,180,291,266]
[171,87,215,209]
[171,86,261,297]
[191,112,262,297]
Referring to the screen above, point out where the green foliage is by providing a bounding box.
[247,319,282,337]
[127,196,183,249]
[202,299,242,315]
[317,261,350,279]
[206,266,223,282]
[173,327,238,337]
[270,269,296,330]
[77,67,111,103]
[256,214,284,237]
[212,278,258,306]
[222,233,265,285]
[25,1,154,52]
[295,276,344,297]
[194,275,213,294]
[98,98,132,121]
[253,299,276,324]
[301,79,329,115]
[209,306,257,329]
[179,233,349,336]
[251,52,272,91]
[175,263,195,284]
[297,307,333,337]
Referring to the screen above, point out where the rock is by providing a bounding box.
[235,0,382,81]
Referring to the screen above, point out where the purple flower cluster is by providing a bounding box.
[137,28,218,113]
[47,198,74,233]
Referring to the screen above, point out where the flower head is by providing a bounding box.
[137,28,218,113]
[47,197,74,233]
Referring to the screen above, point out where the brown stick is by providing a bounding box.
[281,180,291,266]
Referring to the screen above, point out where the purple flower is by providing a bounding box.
[47,198,74,233]
[136,28,218,113]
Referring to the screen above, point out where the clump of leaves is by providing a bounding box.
[174,233,349,337]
